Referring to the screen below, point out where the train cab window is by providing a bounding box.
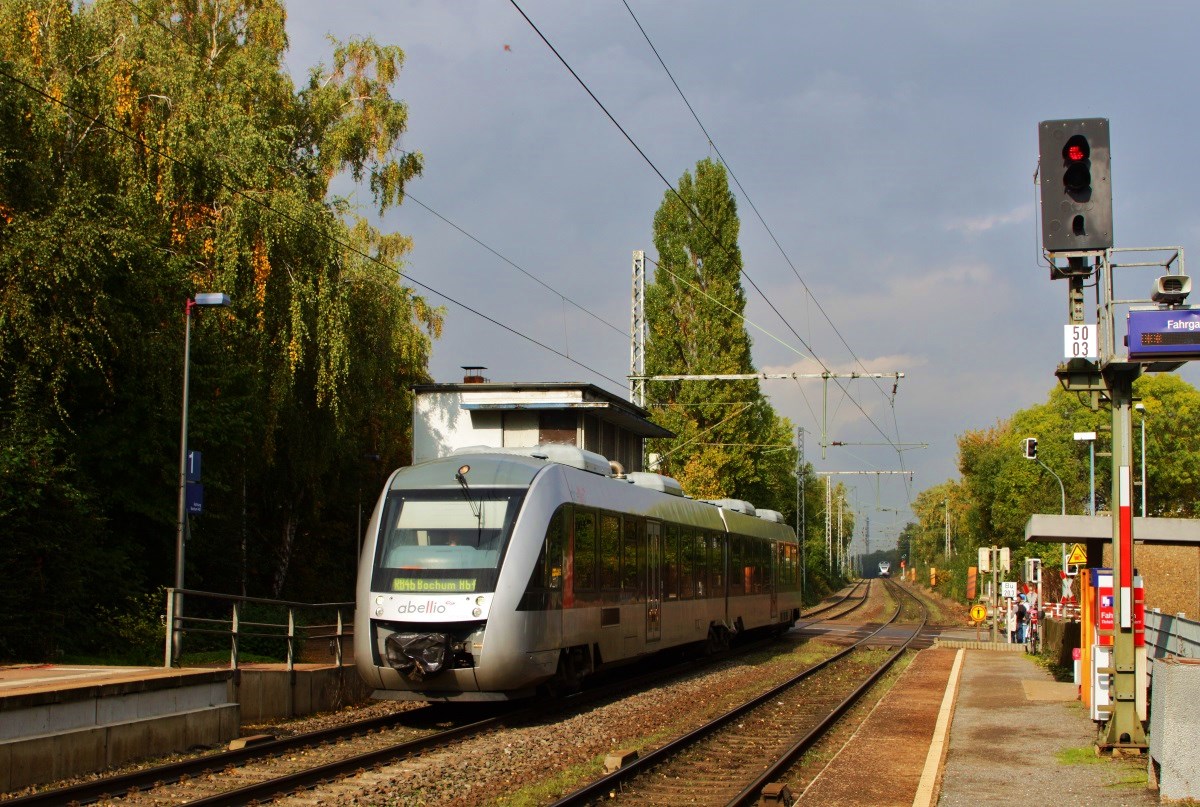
[573,511,597,592]
[664,523,680,600]
[621,517,642,599]
[372,490,525,594]
[599,513,621,590]
[679,527,695,600]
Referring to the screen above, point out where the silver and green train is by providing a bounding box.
[355,445,802,701]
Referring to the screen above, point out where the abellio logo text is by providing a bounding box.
[396,600,451,615]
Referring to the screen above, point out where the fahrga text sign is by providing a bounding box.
[1128,308,1200,361]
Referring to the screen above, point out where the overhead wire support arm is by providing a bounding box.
[631,371,905,458]
[630,372,903,382]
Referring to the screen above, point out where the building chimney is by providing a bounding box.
[461,366,488,384]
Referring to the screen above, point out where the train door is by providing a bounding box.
[646,521,662,642]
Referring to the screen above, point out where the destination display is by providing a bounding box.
[1127,308,1200,361]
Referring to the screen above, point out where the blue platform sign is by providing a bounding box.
[185,482,204,515]
[186,450,202,482]
[1127,308,1200,361]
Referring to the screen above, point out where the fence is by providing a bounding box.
[1145,608,1200,664]
[164,588,354,670]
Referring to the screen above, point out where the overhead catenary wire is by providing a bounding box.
[620,0,912,477]
[508,0,908,458]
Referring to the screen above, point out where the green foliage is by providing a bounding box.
[91,589,167,665]
[644,159,797,515]
[0,0,438,660]
[908,375,1200,602]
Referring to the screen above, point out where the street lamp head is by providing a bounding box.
[1073,431,1097,442]
[193,292,231,307]
[1134,403,1145,413]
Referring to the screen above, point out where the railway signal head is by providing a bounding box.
[1022,437,1038,460]
[1038,118,1112,253]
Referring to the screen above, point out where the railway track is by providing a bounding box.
[797,579,870,621]
[5,620,819,805]
[548,578,927,807]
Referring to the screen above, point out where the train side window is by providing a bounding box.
[573,510,597,593]
[693,531,707,598]
[664,523,679,600]
[755,539,766,593]
[621,516,641,599]
[599,513,621,590]
[729,535,743,596]
[708,532,724,592]
[789,544,799,590]
[546,509,564,590]
[679,527,695,600]
[517,506,565,611]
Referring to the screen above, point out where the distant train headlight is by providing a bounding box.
[475,596,486,606]
[375,596,384,605]
[472,607,482,617]
[375,607,383,616]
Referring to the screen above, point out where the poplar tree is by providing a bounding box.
[644,158,797,517]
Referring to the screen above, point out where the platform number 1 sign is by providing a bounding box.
[1064,324,1097,359]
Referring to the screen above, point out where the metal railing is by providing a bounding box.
[1145,609,1200,665]
[164,587,354,670]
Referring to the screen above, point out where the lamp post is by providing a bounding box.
[1135,403,1147,516]
[1023,436,1066,569]
[173,292,231,660]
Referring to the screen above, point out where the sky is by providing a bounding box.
[278,1,1200,552]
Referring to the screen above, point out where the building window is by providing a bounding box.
[539,411,577,445]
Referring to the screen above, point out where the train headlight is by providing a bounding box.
[472,607,482,617]
[375,607,383,616]
[475,596,486,606]
[375,596,384,605]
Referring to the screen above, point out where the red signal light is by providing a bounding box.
[1067,144,1086,162]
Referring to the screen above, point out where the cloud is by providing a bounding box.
[945,204,1032,234]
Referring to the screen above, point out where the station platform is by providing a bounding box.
[793,630,1158,806]
[0,661,370,792]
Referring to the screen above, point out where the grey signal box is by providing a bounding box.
[1038,118,1112,252]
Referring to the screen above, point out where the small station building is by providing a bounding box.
[412,370,673,473]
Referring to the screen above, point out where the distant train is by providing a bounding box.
[878,561,891,578]
[355,445,803,701]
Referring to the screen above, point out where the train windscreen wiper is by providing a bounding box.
[454,464,483,540]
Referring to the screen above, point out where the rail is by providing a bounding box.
[164,587,354,670]
[1145,608,1200,665]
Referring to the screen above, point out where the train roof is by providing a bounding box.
[388,445,797,538]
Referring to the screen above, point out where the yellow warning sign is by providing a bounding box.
[1067,543,1088,565]
[969,603,987,623]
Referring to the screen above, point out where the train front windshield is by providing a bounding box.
[371,490,525,594]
